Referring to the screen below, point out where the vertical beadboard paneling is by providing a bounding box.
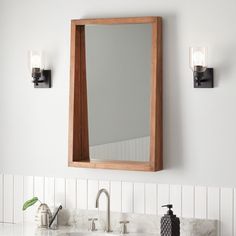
[221,188,233,236]
[208,187,220,219]
[234,189,236,236]
[90,137,149,162]
[77,179,87,210]
[98,181,110,211]
[110,181,122,212]
[34,176,44,203]
[44,177,55,208]
[130,139,136,161]
[109,144,115,162]
[3,175,14,223]
[195,186,207,219]
[134,183,145,214]
[55,178,65,207]
[88,180,98,210]
[122,182,133,213]
[23,176,34,222]
[208,187,220,236]
[123,142,129,161]
[13,175,23,223]
[182,185,194,218]
[135,139,140,161]
[0,174,3,222]
[157,184,169,215]
[119,142,127,160]
[66,179,76,209]
[145,183,157,215]
[169,185,182,217]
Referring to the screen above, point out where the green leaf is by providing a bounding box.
[22,197,38,211]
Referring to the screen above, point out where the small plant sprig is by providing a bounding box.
[22,197,41,211]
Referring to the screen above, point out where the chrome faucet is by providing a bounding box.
[95,188,112,232]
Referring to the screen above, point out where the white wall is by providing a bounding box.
[1,0,236,187]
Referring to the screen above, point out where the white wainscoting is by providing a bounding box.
[0,174,235,236]
[90,136,150,162]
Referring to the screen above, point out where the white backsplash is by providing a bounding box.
[1,174,235,235]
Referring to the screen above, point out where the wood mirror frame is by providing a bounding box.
[68,16,162,171]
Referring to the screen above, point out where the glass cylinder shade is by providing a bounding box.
[29,50,44,70]
[189,47,207,72]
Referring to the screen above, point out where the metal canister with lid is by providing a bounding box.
[35,203,52,228]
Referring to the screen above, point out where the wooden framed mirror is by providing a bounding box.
[68,17,162,171]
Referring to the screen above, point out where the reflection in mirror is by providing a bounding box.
[85,24,152,162]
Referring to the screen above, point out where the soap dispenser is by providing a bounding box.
[161,204,180,236]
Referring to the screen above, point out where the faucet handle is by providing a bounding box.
[119,221,130,234]
[120,220,130,224]
[88,218,98,231]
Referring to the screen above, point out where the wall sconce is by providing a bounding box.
[29,50,51,88]
[189,47,214,88]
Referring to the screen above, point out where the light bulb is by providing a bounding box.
[27,50,51,88]
[189,47,207,72]
[29,50,44,70]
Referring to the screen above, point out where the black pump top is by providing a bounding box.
[162,204,173,215]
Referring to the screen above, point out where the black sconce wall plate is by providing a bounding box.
[34,70,52,88]
[194,68,214,88]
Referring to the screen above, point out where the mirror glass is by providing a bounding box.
[85,24,152,162]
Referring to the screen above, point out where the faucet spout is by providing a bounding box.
[95,188,111,232]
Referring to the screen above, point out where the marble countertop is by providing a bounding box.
[0,223,157,236]
[0,209,217,236]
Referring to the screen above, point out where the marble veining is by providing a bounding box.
[0,209,217,236]
[65,209,217,236]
